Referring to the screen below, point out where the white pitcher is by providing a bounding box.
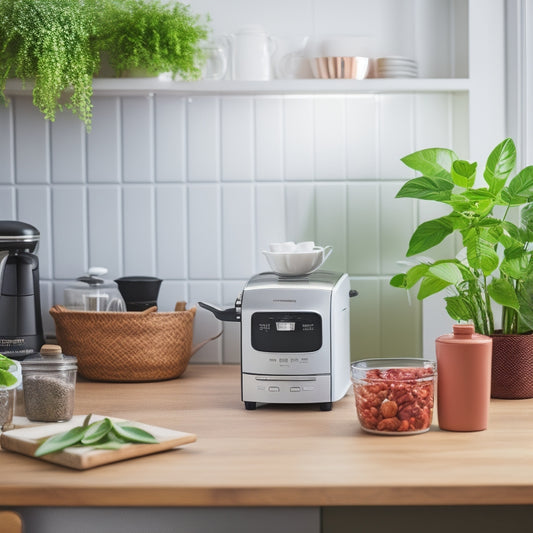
[230,25,275,81]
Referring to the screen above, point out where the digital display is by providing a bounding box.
[276,322,295,331]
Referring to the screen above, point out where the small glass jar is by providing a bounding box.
[0,359,21,431]
[21,345,77,422]
[351,358,436,435]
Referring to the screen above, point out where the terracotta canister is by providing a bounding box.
[435,324,492,431]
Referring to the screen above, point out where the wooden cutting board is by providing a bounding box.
[0,414,196,470]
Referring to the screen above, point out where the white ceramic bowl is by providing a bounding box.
[262,246,332,276]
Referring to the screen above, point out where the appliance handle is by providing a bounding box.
[198,301,240,322]
[349,289,358,298]
[0,250,8,287]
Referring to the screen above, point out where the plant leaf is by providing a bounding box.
[428,262,463,285]
[81,418,113,445]
[487,278,520,311]
[34,426,88,457]
[417,276,451,299]
[507,166,533,198]
[401,148,457,180]
[406,216,454,256]
[451,160,477,188]
[395,176,454,201]
[462,229,500,275]
[390,273,407,288]
[445,295,474,321]
[520,203,533,233]
[0,368,17,387]
[484,138,516,194]
[111,421,158,444]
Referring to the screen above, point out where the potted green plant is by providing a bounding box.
[0,0,101,128]
[391,138,533,399]
[97,0,210,79]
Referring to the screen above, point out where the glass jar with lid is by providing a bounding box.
[21,345,77,422]
[64,267,125,311]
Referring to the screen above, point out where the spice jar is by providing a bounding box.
[21,344,77,422]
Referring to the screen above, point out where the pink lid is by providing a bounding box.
[453,324,475,337]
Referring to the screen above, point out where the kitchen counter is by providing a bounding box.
[1,364,533,508]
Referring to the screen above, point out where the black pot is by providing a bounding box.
[115,276,162,312]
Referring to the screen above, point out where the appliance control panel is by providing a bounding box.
[251,312,322,353]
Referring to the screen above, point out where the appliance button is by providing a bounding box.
[279,358,288,363]
[290,386,301,392]
[302,386,314,391]
[269,358,277,363]
[268,386,280,392]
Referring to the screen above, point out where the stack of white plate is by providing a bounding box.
[376,56,418,78]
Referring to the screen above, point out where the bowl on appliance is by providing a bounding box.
[262,245,333,276]
[199,271,358,411]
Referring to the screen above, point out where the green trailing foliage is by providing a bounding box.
[97,0,210,79]
[391,138,533,335]
[0,0,210,128]
[0,0,101,127]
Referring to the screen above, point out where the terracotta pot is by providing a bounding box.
[436,324,492,431]
[491,333,533,399]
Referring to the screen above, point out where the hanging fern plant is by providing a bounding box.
[0,0,101,128]
[98,0,210,79]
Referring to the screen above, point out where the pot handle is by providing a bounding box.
[198,301,240,322]
[191,330,223,356]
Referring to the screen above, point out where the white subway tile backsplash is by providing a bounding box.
[50,112,85,183]
[378,94,415,180]
[155,185,187,280]
[187,97,219,181]
[0,187,15,218]
[315,183,347,272]
[188,184,221,279]
[347,183,379,275]
[122,186,156,275]
[7,86,456,363]
[284,98,314,180]
[221,97,254,181]
[88,186,122,278]
[255,98,283,181]
[154,96,186,182]
[51,186,87,279]
[314,97,346,180]
[255,183,286,269]
[14,97,49,184]
[17,187,52,279]
[122,96,154,182]
[379,181,415,275]
[189,281,222,363]
[346,96,378,180]
[285,183,315,242]
[87,96,120,183]
[415,93,452,150]
[0,104,13,183]
[222,184,255,278]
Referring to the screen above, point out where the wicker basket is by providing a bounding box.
[50,303,199,382]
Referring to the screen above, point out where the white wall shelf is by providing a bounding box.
[4,78,471,97]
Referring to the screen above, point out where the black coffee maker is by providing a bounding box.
[0,221,44,360]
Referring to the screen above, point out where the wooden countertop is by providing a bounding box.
[2,364,533,507]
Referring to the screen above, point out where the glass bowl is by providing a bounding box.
[351,358,436,435]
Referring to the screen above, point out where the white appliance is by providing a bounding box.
[200,271,357,410]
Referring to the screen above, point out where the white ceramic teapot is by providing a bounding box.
[230,25,275,80]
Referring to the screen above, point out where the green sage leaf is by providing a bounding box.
[81,418,113,445]
[484,138,516,194]
[111,421,158,444]
[406,216,454,256]
[395,176,454,201]
[401,147,457,180]
[34,426,88,457]
[451,160,477,188]
[487,278,520,311]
